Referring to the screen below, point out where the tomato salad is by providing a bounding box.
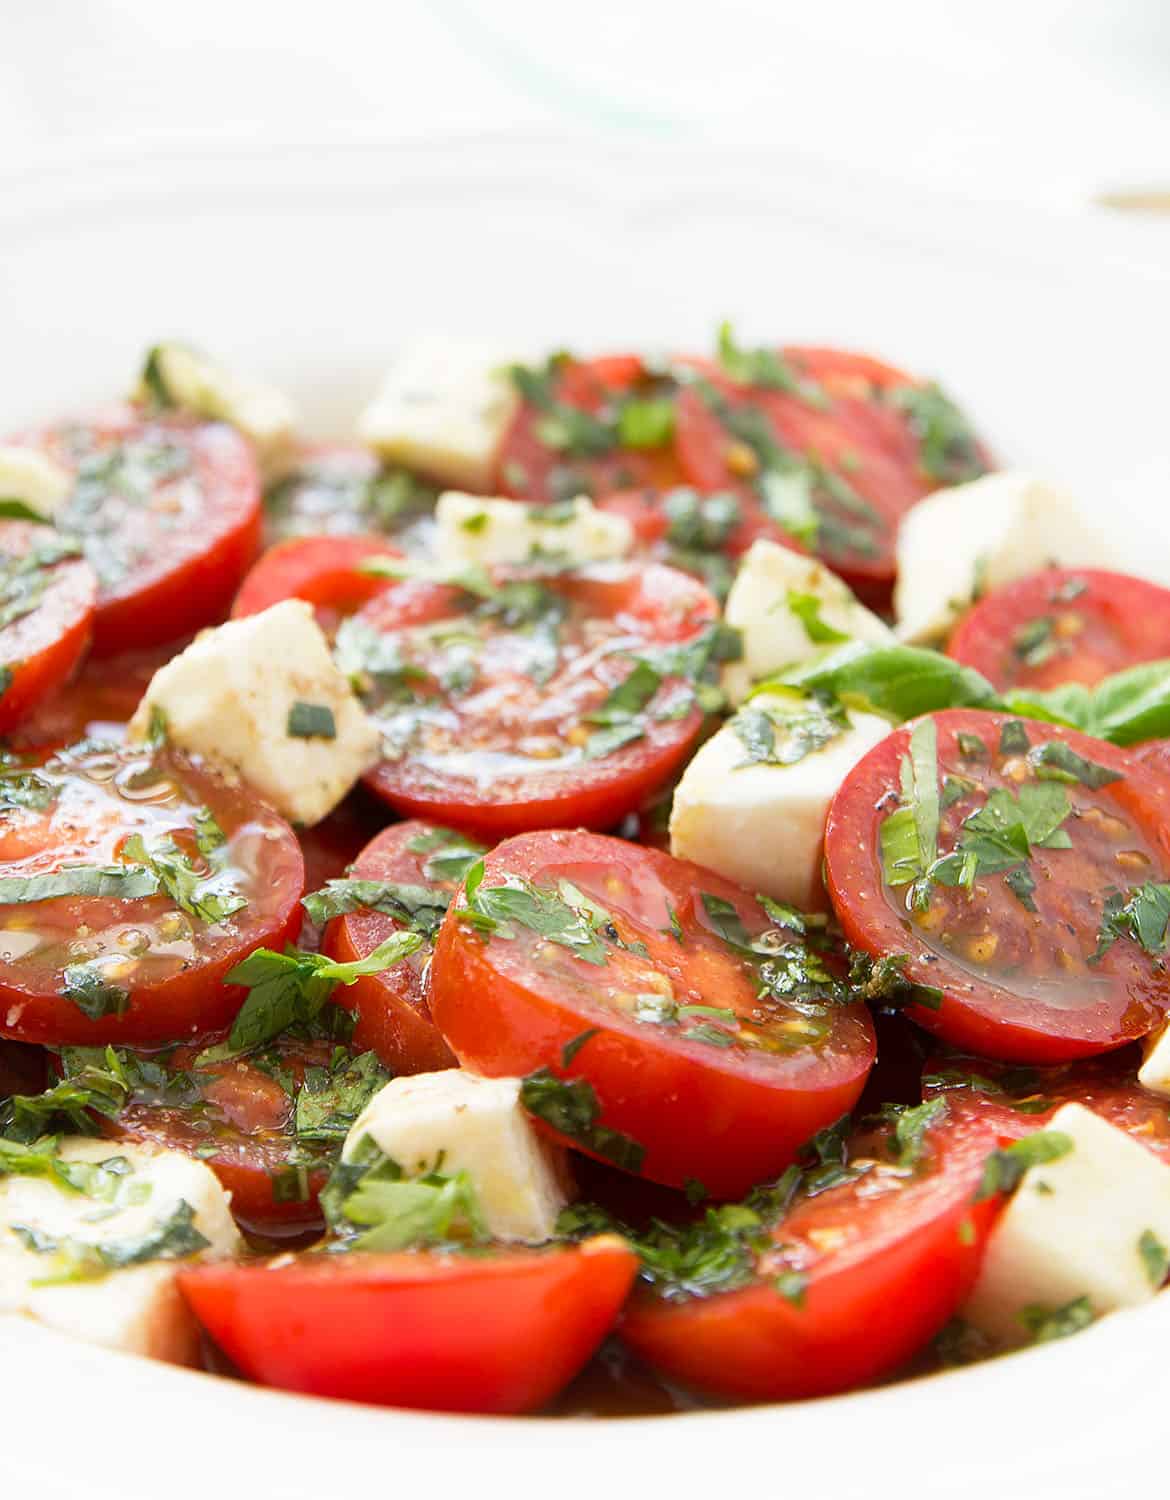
[3,330,1170,1420]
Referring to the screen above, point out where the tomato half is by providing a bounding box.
[0,522,96,733]
[231,533,395,634]
[321,821,476,1074]
[948,568,1170,692]
[619,1097,1003,1401]
[430,831,876,1198]
[11,405,261,654]
[825,709,1170,1062]
[179,1237,638,1413]
[357,561,718,840]
[0,741,304,1044]
[495,354,683,504]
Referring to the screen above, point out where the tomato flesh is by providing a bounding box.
[357,561,718,840]
[430,831,875,1198]
[948,568,1170,692]
[179,1237,638,1413]
[231,533,396,634]
[825,710,1170,1062]
[0,741,304,1044]
[0,522,96,733]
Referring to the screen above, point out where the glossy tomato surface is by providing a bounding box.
[825,710,1170,1062]
[11,405,260,654]
[321,820,480,1074]
[179,1237,637,1413]
[431,831,875,1197]
[357,561,718,840]
[948,568,1170,692]
[262,443,437,550]
[231,533,396,634]
[0,741,304,1044]
[0,522,96,733]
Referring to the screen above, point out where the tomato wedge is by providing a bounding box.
[179,1237,638,1413]
[948,568,1170,692]
[496,354,684,504]
[320,821,478,1074]
[11,405,261,654]
[430,832,875,1198]
[356,561,719,840]
[0,522,96,733]
[231,534,396,633]
[618,1097,1003,1401]
[0,741,304,1044]
[825,709,1170,1063]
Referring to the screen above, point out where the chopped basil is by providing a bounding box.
[774,1270,808,1307]
[617,398,675,449]
[0,865,160,905]
[561,1028,599,1067]
[731,697,846,768]
[949,782,1072,877]
[405,826,487,884]
[1027,740,1122,789]
[772,641,1000,724]
[0,498,48,523]
[716,322,826,406]
[785,591,850,645]
[1092,882,1170,961]
[879,718,940,894]
[586,659,662,727]
[1139,1228,1169,1288]
[1019,1296,1095,1345]
[998,719,1031,755]
[957,731,987,759]
[878,1096,948,1168]
[891,382,986,485]
[1012,615,1058,667]
[847,950,943,1011]
[61,964,131,1021]
[287,701,337,739]
[122,830,247,925]
[0,537,85,633]
[301,878,450,937]
[976,1130,1074,1201]
[1004,866,1038,912]
[662,489,740,550]
[294,1051,391,1143]
[15,1200,210,1285]
[520,1068,645,1172]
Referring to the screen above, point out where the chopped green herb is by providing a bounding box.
[0,865,160,905]
[617,398,676,449]
[61,965,131,1021]
[731,697,846,769]
[879,1097,948,1168]
[301,878,449,938]
[976,1131,1074,1201]
[1138,1228,1169,1289]
[287,701,337,739]
[772,642,999,725]
[1019,1296,1094,1345]
[1093,882,1170,960]
[957,731,987,759]
[1028,740,1122,789]
[785,591,850,645]
[891,382,985,485]
[716,322,826,406]
[1005,865,1038,912]
[520,1069,645,1171]
[999,719,1031,755]
[561,1029,598,1067]
[294,1051,391,1143]
[774,1269,808,1307]
[1012,615,1058,667]
[122,830,247,926]
[458,864,609,965]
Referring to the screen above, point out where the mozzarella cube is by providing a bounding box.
[721,539,894,706]
[0,445,74,521]
[962,1104,1170,1349]
[345,1070,572,1244]
[669,691,891,908]
[436,491,632,567]
[894,473,1106,644]
[1139,1025,1170,1098]
[127,599,380,826]
[358,337,521,491]
[138,343,297,467]
[0,1138,240,1363]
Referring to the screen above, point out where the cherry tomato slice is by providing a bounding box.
[825,709,1170,1063]
[0,741,304,1044]
[262,444,437,550]
[430,831,875,1198]
[321,821,478,1074]
[495,354,683,504]
[357,561,718,841]
[11,406,261,654]
[231,533,396,634]
[619,1097,1003,1401]
[0,522,96,733]
[178,1237,637,1413]
[947,568,1170,693]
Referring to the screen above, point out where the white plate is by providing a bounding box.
[2,135,1168,1500]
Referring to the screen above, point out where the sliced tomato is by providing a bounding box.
[825,709,1170,1063]
[1136,738,1170,781]
[262,444,437,550]
[91,1032,388,1237]
[179,1237,638,1413]
[430,832,875,1198]
[0,741,304,1044]
[0,523,96,733]
[947,568,1170,693]
[231,534,396,634]
[619,1097,1003,1401]
[357,561,718,840]
[321,820,476,1074]
[496,354,683,504]
[11,405,261,654]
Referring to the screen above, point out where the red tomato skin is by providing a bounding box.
[0,523,96,733]
[825,710,1170,1063]
[947,568,1170,693]
[430,832,875,1198]
[321,820,458,1075]
[178,1238,637,1413]
[619,1103,1003,1401]
[230,533,397,626]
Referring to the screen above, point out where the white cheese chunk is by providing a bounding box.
[0,1138,240,1363]
[962,1104,1170,1349]
[1139,1025,1170,1098]
[435,491,632,567]
[127,599,380,826]
[137,343,297,467]
[669,691,891,908]
[721,539,894,706]
[0,445,74,521]
[894,473,1106,644]
[358,336,521,491]
[344,1070,572,1244]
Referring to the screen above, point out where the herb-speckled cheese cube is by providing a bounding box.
[127,599,380,826]
[0,445,74,520]
[435,491,632,567]
[1138,1024,1170,1098]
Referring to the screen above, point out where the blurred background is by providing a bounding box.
[1,0,1168,223]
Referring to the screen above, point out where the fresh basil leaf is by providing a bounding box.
[0,865,160,905]
[784,591,850,645]
[461,876,609,965]
[1092,882,1170,961]
[520,1068,645,1171]
[772,642,1000,724]
[1028,741,1122,788]
[61,965,130,1021]
[287,701,336,739]
[294,1052,391,1143]
[976,1130,1074,1200]
[587,659,662,725]
[301,879,450,937]
[121,832,246,926]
